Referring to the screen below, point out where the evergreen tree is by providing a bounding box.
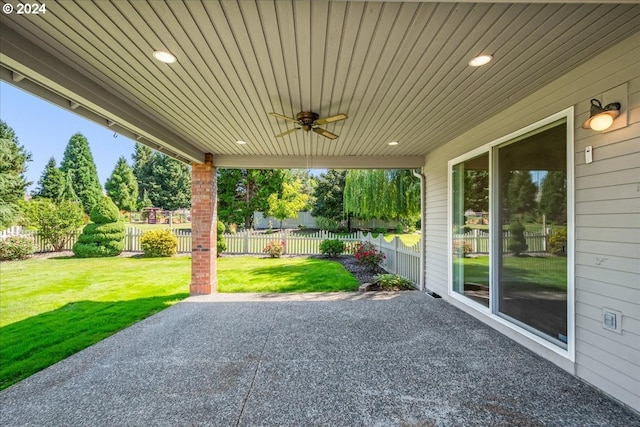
[59,169,80,203]
[33,157,64,201]
[267,180,310,229]
[60,133,102,214]
[464,170,489,212]
[539,171,566,224]
[505,170,537,219]
[0,120,31,228]
[312,169,346,221]
[132,143,156,204]
[148,153,191,210]
[105,156,139,214]
[132,144,190,211]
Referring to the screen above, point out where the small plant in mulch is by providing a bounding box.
[371,274,415,291]
[263,240,285,258]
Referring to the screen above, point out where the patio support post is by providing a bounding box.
[190,153,218,295]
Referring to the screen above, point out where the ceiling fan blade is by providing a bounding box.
[313,127,338,140]
[269,112,299,123]
[314,113,348,125]
[275,128,300,138]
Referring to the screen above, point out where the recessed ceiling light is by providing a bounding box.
[153,50,177,64]
[388,141,399,146]
[236,140,247,145]
[468,54,492,67]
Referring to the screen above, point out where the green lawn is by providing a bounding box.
[0,255,358,390]
[383,233,421,247]
[454,255,567,290]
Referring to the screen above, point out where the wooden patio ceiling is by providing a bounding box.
[1,1,639,168]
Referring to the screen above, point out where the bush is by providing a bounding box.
[20,199,85,251]
[395,223,404,234]
[73,196,125,258]
[141,229,177,257]
[548,228,567,256]
[319,239,345,257]
[263,240,285,258]
[453,240,473,258]
[372,274,414,291]
[508,220,528,256]
[217,221,226,256]
[90,196,121,224]
[0,235,35,261]
[354,241,385,270]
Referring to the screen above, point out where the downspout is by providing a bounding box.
[413,168,426,291]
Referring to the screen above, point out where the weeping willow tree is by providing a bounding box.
[343,169,420,225]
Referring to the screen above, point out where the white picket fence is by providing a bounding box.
[453,229,547,253]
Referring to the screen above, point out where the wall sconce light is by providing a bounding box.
[582,99,621,131]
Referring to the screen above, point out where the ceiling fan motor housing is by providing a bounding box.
[297,111,319,131]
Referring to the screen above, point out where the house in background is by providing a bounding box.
[1,1,637,413]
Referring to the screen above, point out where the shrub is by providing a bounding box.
[217,221,226,256]
[548,228,567,256]
[395,223,404,234]
[0,235,35,261]
[141,229,177,257]
[508,220,528,256]
[20,199,84,251]
[90,196,121,224]
[73,196,125,258]
[319,239,345,258]
[372,274,414,291]
[263,240,285,258]
[453,240,473,258]
[354,241,385,270]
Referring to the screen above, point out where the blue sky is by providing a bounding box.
[0,81,137,192]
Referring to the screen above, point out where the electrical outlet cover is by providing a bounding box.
[602,307,623,334]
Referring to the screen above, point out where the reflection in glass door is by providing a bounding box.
[497,121,568,347]
[452,153,489,306]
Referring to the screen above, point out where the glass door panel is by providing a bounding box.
[497,122,568,346]
[452,153,489,306]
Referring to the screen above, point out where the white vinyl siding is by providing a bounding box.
[423,31,640,411]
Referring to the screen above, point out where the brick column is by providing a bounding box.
[190,153,217,295]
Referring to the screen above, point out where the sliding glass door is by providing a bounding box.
[496,122,568,347]
[451,117,569,348]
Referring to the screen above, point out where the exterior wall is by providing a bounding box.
[423,32,640,411]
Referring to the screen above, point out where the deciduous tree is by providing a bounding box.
[267,180,309,229]
[217,169,289,228]
[343,169,420,225]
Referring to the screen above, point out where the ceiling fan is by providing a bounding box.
[269,111,348,140]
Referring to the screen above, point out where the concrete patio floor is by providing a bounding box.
[1,291,638,426]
